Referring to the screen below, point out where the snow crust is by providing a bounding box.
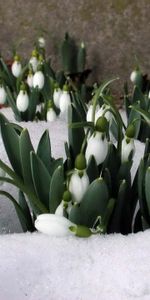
[0,107,149,300]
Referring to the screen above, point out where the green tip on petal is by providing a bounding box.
[75,153,86,170]
[47,100,53,109]
[69,225,92,237]
[126,124,135,138]
[63,190,72,202]
[20,82,27,91]
[95,116,108,133]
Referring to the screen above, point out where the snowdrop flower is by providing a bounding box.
[69,153,89,203]
[55,190,72,216]
[53,84,62,108]
[95,104,112,123]
[85,116,109,165]
[0,85,7,104]
[121,124,135,163]
[47,108,57,122]
[130,68,143,87]
[38,37,46,48]
[27,71,33,88]
[33,69,45,90]
[59,84,71,114]
[86,104,100,122]
[11,55,22,78]
[0,168,6,185]
[16,84,29,112]
[35,214,75,236]
[29,49,39,73]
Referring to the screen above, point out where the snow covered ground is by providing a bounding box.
[0,107,149,300]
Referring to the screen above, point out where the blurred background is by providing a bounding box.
[0,0,150,98]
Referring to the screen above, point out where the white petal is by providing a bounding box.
[0,87,7,104]
[35,214,75,236]
[53,89,62,108]
[59,92,71,113]
[16,91,29,112]
[29,57,38,73]
[33,71,45,89]
[27,74,33,88]
[55,202,64,216]
[85,132,108,165]
[46,109,57,122]
[11,61,22,78]
[38,37,46,48]
[69,172,89,203]
[121,138,135,162]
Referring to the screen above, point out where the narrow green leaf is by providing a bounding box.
[145,167,150,215]
[37,129,52,172]
[49,166,65,213]
[31,152,51,209]
[18,190,34,231]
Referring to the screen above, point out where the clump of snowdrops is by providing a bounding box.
[0,78,150,237]
[0,33,91,122]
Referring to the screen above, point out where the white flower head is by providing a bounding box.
[35,214,75,236]
[11,56,22,78]
[16,88,29,112]
[53,88,62,108]
[59,85,71,114]
[33,70,45,89]
[121,137,135,163]
[46,108,57,122]
[27,72,33,88]
[0,86,7,104]
[29,56,38,73]
[85,131,108,165]
[69,170,89,203]
[38,37,46,48]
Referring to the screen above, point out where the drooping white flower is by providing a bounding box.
[130,69,143,87]
[38,37,46,48]
[29,50,39,73]
[121,137,135,163]
[59,85,71,114]
[46,108,57,122]
[11,56,22,78]
[27,72,33,88]
[69,171,89,203]
[33,70,45,89]
[95,104,112,123]
[0,86,7,104]
[85,132,108,165]
[53,88,62,108]
[35,214,75,236]
[16,89,29,112]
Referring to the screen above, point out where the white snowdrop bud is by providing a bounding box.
[11,55,22,78]
[46,108,57,122]
[33,70,45,89]
[59,85,71,113]
[0,85,7,104]
[130,69,143,87]
[38,37,46,48]
[27,72,33,88]
[34,214,75,236]
[29,49,39,72]
[121,137,135,163]
[16,86,29,112]
[53,85,62,108]
[85,132,108,165]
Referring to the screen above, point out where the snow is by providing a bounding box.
[0,107,149,300]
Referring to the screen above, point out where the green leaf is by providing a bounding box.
[18,190,34,231]
[69,177,109,227]
[0,119,23,178]
[68,105,85,158]
[37,129,52,172]
[31,152,51,209]
[27,87,39,120]
[77,43,86,72]
[19,129,34,190]
[131,105,150,126]
[49,165,65,213]
[6,86,21,121]
[86,155,99,183]
[0,190,32,232]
